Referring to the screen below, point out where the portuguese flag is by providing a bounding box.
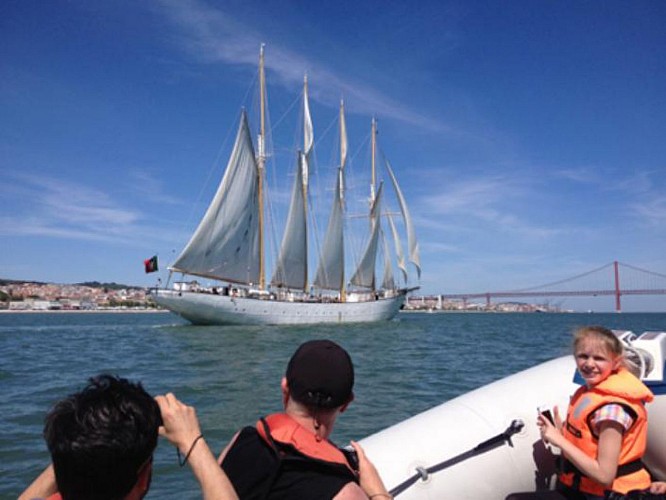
[144,255,158,273]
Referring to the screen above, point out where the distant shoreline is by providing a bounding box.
[0,309,170,314]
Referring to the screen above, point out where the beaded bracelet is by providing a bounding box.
[177,434,204,467]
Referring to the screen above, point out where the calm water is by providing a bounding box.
[2,311,665,499]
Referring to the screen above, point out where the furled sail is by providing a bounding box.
[271,151,308,290]
[339,100,347,172]
[302,75,314,187]
[171,111,260,285]
[350,182,384,289]
[385,160,421,278]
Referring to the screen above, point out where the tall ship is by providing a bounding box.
[151,46,421,325]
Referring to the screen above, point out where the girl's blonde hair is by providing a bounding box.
[573,325,624,359]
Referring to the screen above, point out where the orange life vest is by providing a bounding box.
[559,367,654,495]
[256,413,358,476]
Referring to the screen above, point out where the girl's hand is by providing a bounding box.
[538,406,563,446]
[651,481,666,494]
[553,406,563,429]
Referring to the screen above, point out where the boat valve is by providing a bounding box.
[415,466,429,482]
[509,419,525,435]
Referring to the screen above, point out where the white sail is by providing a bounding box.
[313,167,344,291]
[313,101,347,292]
[387,213,408,283]
[270,77,313,290]
[350,182,384,289]
[171,111,260,285]
[385,160,421,279]
[271,152,308,290]
[381,229,395,290]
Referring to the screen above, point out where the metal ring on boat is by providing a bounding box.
[415,466,429,482]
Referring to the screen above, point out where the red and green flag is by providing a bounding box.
[144,255,158,273]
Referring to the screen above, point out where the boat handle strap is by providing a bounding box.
[388,419,525,497]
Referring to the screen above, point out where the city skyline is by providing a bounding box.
[2,1,666,312]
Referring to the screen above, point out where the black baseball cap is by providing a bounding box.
[286,339,354,409]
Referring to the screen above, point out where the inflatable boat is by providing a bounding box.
[360,331,666,499]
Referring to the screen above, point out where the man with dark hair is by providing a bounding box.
[20,374,238,500]
[219,339,391,499]
[21,374,159,500]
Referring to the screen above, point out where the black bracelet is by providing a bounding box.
[177,434,204,467]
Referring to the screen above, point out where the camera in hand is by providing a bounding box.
[538,406,554,425]
[341,445,359,472]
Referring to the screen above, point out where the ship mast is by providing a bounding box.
[258,44,266,290]
[302,75,310,291]
[370,117,377,206]
[339,100,347,302]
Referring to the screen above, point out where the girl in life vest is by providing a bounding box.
[539,326,654,500]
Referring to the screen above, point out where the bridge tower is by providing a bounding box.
[614,260,621,313]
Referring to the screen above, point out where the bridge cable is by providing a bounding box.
[510,262,614,293]
[618,262,666,281]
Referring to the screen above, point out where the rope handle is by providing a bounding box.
[388,419,525,497]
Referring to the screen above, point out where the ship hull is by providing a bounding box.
[150,288,406,325]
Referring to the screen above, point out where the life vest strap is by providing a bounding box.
[562,458,645,478]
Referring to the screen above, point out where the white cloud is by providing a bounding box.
[420,241,461,254]
[552,166,658,196]
[419,176,533,227]
[550,167,664,227]
[127,169,183,205]
[630,196,666,226]
[416,175,567,240]
[0,173,174,245]
[609,170,656,196]
[154,0,448,133]
[551,166,602,184]
[0,216,123,243]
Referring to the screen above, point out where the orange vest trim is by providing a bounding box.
[46,494,63,500]
[256,413,357,475]
[559,368,653,495]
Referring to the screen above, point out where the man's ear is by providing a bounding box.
[281,377,290,407]
[126,457,153,500]
[339,392,354,413]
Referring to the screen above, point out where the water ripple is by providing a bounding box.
[1,311,663,498]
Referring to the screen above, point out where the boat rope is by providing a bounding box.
[389,419,525,497]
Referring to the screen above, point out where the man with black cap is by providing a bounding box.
[219,339,391,499]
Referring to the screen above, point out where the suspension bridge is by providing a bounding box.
[414,261,666,312]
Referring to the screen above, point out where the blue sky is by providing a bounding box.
[2,1,665,311]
